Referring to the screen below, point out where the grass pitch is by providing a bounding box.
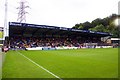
[2,48,118,78]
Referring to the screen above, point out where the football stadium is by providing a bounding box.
[1,22,118,79]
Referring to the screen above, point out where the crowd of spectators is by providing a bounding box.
[9,36,105,49]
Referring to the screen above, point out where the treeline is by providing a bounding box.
[72,14,119,37]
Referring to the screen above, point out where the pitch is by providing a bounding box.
[2,48,118,78]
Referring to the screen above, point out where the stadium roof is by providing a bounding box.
[9,22,112,38]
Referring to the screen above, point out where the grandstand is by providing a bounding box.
[3,22,112,51]
[2,22,118,79]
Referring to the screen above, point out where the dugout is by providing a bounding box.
[8,22,112,49]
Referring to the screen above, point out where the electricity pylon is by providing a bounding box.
[17,0,29,23]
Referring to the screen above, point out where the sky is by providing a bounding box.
[0,0,119,28]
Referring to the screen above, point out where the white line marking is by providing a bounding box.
[16,51,62,80]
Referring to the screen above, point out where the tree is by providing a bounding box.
[82,21,92,30]
[91,18,102,27]
[72,14,119,37]
[72,24,80,29]
[89,24,106,32]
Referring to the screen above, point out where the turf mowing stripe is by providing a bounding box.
[16,51,62,80]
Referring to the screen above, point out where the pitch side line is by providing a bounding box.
[16,51,62,80]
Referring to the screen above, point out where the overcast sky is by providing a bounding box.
[0,0,119,28]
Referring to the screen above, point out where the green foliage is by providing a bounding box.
[3,48,118,78]
[89,24,105,32]
[78,25,84,29]
[0,32,3,38]
[111,27,119,37]
[73,14,119,37]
